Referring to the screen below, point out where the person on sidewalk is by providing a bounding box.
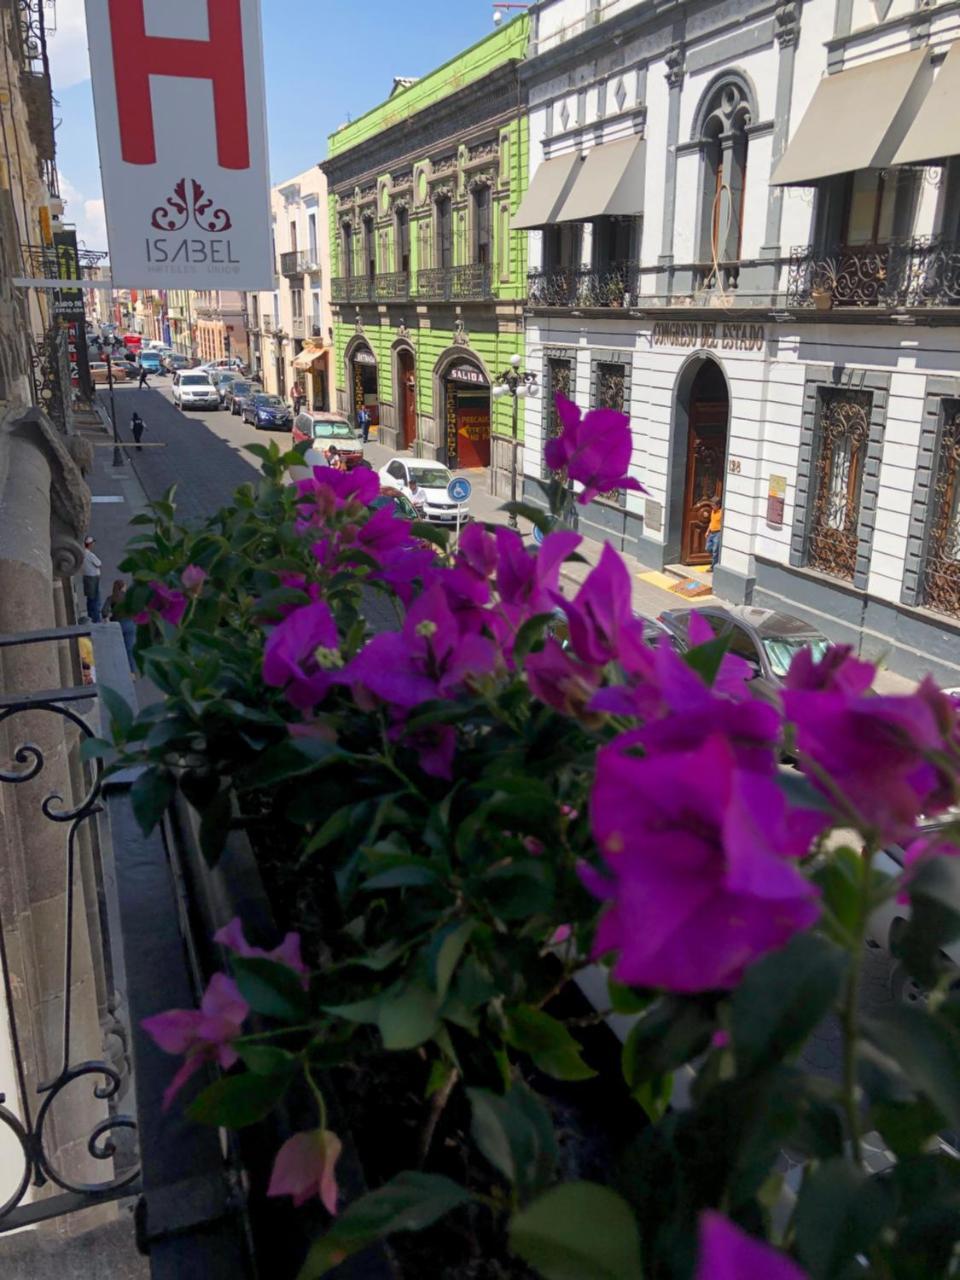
[356,404,371,444]
[292,381,305,415]
[102,579,137,675]
[131,411,145,451]
[138,364,150,389]
[706,499,723,572]
[81,535,102,622]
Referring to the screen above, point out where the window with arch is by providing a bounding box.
[436,195,453,269]
[395,206,410,274]
[472,183,491,266]
[362,215,376,281]
[341,222,353,279]
[696,79,752,272]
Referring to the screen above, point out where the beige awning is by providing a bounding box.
[770,48,931,185]
[554,135,646,222]
[293,346,324,370]
[893,42,960,165]
[511,152,583,230]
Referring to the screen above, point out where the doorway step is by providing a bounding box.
[659,563,717,601]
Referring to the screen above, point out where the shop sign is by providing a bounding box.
[52,230,85,318]
[766,474,787,527]
[651,321,765,352]
[353,349,377,366]
[84,0,273,290]
[447,362,487,386]
[446,387,459,468]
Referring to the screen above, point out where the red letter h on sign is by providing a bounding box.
[108,0,250,169]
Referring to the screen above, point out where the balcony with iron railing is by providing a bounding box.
[527,261,640,309]
[375,271,410,301]
[331,276,375,304]
[786,238,960,310]
[280,250,308,278]
[417,263,493,302]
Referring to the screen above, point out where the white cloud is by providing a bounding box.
[59,172,108,252]
[46,0,91,91]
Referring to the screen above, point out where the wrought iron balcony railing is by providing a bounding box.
[416,264,493,302]
[279,250,308,277]
[330,276,375,304]
[526,261,640,309]
[787,238,960,309]
[375,271,410,300]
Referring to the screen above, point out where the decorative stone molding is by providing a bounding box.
[432,184,454,203]
[467,173,494,193]
[665,44,685,89]
[775,0,801,46]
[453,319,469,346]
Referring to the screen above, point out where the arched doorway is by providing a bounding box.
[348,340,378,430]
[680,360,729,565]
[396,346,417,450]
[437,352,491,470]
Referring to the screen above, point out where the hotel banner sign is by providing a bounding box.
[84,0,273,290]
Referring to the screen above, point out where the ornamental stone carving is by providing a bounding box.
[775,0,801,46]
[665,44,685,89]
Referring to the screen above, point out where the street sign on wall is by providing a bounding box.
[84,0,273,290]
[52,230,85,318]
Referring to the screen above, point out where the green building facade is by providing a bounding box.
[322,17,530,493]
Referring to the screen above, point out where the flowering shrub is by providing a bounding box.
[104,421,960,1280]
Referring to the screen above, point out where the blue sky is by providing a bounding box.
[48,0,498,250]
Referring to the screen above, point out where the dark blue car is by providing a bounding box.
[242,392,291,430]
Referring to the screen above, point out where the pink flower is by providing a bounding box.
[523,836,545,856]
[711,1029,731,1049]
[526,638,602,719]
[294,464,379,529]
[141,973,249,1111]
[214,917,309,989]
[555,544,650,671]
[785,644,874,696]
[262,599,340,711]
[133,581,189,627]
[181,564,208,594]
[695,1212,807,1280]
[585,735,823,992]
[495,526,581,628]
[544,394,648,505]
[550,924,572,945]
[268,1129,342,1214]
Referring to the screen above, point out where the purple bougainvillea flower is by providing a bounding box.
[695,1212,807,1280]
[180,564,207,594]
[544,394,648,504]
[214,917,309,988]
[294,464,380,529]
[142,973,249,1111]
[388,719,458,780]
[555,543,649,671]
[268,1129,342,1214]
[526,637,603,720]
[134,581,189,627]
[262,599,340,711]
[586,735,823,992]
[784,674,960,840]
[495,527,581,631]
[457,522,499,582]
[342,583,499,711]
[785,643,875,696]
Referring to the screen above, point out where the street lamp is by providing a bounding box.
[492,352,539,530]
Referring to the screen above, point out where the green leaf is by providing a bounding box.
[231,957,310,1023]
[683,634,731,686]
[621,997,715,1085]
[410,520,450,551]
[513,612,556,663]
[468,1082,557,1201]
[433,921,475,998]
[378,981,442,1051]
[362,863,440,891]
[898,854,960,988]
[79,736,116,763]
[630,1073,673,1123]
[504,1006,595,1081]
[813,846,863,943]
[732,933,847,1074]
[236,1044,299,1077]
[509,1183,642,1280]
[199,790,233,866]
[297,1172,473,1279]
[608,980,654,1017]
[187,1071,290,1129]
[100,685,134,740]
[862,1003,960,1131]
[130,767,175,834]
[499,501,555,535]
[242,739,343,789]
[794,1157,894,1279]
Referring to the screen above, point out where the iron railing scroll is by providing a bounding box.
[0,633,139,1232]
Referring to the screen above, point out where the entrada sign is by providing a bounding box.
[84,0,273,290]
[651,321,766,351]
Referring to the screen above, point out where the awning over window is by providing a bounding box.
[770,48,930,186]
[893,43,960,166]
[555,135,646,222]
[293,346,324,370]
[511,152,583,230]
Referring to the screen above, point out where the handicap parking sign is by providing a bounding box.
[447,477,472,504]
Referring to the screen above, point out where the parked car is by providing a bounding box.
[656,605,831,701]
[225,379,261,415]
[242,393,291,430]
[213,369,239,402]
[206,356,247,375]
[173,370,220,410]
[377,458,467,524]
[109,357,133,382]
[163,353,192,373]
[89,362,112,385]
[292,411,365,468]
[138,349,164,376]
[371,487,419,520]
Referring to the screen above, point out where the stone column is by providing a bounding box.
[658,40,686,298]
[761,0,802,293]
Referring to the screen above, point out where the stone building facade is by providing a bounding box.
[519,0,960,683]
[321,17,531,494]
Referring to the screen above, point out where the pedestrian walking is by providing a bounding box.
[705,498,723,572]
[131,411,145,451]
[102,579,137,675]
[292,381,305,414]
[138,364,150,388]
[81,535,102,622]
[357,404,371,444]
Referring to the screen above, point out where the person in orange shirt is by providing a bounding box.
[706,498,723,571]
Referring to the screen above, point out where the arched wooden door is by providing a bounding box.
[680,365,728,564]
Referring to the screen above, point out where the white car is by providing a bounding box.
[378,457,468,524]
[173,370,220,410]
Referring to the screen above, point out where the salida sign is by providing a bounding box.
[84,0,273,290]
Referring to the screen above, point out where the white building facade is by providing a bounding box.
[246,166,334,409]
[519,0,960,683]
